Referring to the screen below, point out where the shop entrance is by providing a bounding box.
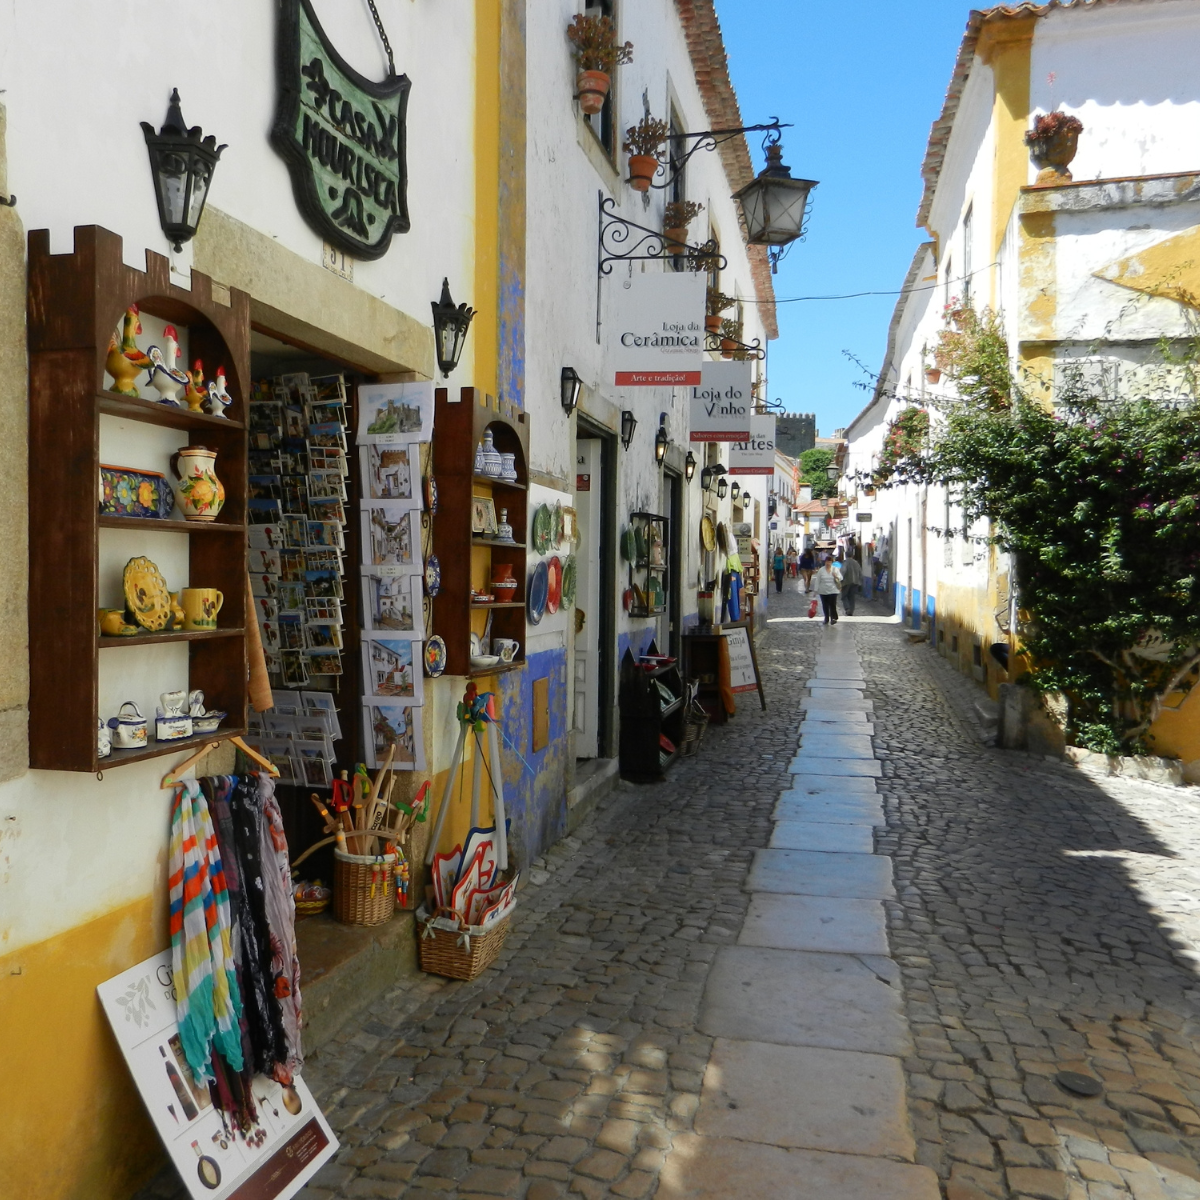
[574,425,616,760]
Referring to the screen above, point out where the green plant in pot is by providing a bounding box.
[663,199,704,257]
[705,287,735,334]
[567,13,633,115]
[1025,110,1084,185]
[719,317,741,358]
[623,116,669,192]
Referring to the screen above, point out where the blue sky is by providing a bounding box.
[716,0,976,436]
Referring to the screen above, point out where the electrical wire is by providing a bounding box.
[740,262,1000,305]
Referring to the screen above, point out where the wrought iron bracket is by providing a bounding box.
[0,193,15,208]
[650,119,792,191]
[704,330,765,361]
[597,193,727,277]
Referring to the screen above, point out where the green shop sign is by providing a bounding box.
[272,0,410,259]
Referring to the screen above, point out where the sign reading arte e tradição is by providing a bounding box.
[272,0,410,260]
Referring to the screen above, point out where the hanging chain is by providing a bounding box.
[365,0,396,76]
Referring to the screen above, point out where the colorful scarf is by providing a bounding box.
[169,781,243,1084]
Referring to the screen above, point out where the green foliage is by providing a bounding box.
[884,309,1200,754]
[874,407,929,483]
[799,447,838,499]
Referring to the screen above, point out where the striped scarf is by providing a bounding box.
[169,781,244,1084]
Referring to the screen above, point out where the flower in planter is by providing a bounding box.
[624,116,670,192]
[1024,109,1084,146]
[664,200,704,231]
[1024,110,1084,184]
[567,14,632,115]
[706,288,737,318]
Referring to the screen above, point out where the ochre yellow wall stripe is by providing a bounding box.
[474,0,501,398]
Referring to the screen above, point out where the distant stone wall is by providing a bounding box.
[776,413,816,457]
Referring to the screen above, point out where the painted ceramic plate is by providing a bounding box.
[532,504,553,554]
[562,555,577,607]
[546,556,563,615]
[527,559,549,626]
[424,555,441,596]
[122,556,172,631]
[424,635,448,677]
[425,476,438,514]
[552,503,564,548]
[621,527,637,562]
[699,515,717,553]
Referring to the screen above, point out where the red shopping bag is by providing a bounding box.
[808,597,819,619]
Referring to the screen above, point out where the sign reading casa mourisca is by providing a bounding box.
[611,273,706,386]
[688,360,753,442]
[272,0,410,259]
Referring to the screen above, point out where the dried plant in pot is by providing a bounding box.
[567,13,633,115]
[719,318,741,359]
[623,116,669,192]
[706,288,736,334]
[1025,110,1084,185]
[663,199,703,256]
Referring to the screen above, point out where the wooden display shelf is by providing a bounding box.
[98,515,245,535]
[97,391,246,431]
[471,537,525,548]
[472,474,527,491]
[99,628,246,648]
[618,641,686,783]
[467,660,526,680]
[101,727,247,769]
[470,601,525,609]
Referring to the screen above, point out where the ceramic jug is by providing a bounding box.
[499,452,517,481]
[496,509,514,542]
[169,445,225,522]
[481,431,502,478]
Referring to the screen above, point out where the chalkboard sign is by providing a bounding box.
[723,623,766,710]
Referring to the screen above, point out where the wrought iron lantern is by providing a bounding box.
[685,451,696,482]
[700,466,713,492]
[620,409,637,451]
[654,414,669,467]
[561,366,583,414]
[826,461,840,482]
[431,279,475,378]
[732,129,817,272]
[717,476,729,500]
[731,481,741,502]
[141,89,225,253]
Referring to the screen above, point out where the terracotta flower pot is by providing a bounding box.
[628,154,658,192]
[576,70,610,115]
[720,338,736,359]
[664,227,688,256]
[705,315,721,334]
[1029,129,1079,185]
[925,367,942,384]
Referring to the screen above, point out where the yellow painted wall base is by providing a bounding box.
[1146,687,1200,768]
[0,894,167,1200]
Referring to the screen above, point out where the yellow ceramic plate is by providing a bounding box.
[123,556,172,631]
[700,515,717,553]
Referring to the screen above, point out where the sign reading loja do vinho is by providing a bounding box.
[688,361,753,442]
[611,273,706,386]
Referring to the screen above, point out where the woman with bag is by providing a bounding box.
[813,555,843,625]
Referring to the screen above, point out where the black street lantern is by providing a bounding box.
[731,481,741,502]
[654,415,669,467]
[700,466,713,492]
[826,461,840,482]
[620,410,637,451]
[685,451,697,482]
[732,131,817,272]
[431,279,475,378]
[717,476,729,500]
[561,367,583,415]
[141,89,226,253]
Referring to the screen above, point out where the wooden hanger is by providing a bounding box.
[160,734,280,788]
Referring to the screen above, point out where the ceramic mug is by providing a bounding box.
[494,638,519,663]
[181,587,224,631]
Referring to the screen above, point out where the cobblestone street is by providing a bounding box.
[138,581,1200,1200]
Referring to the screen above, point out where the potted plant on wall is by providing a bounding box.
[623,116,670,192]
[663,199,704,258]
[1025,110,1084,185]
[567,13,633,115]
[706,287,735,334]
[719,318,741,358]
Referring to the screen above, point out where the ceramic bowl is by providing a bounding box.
[470,654,501,670]
[192,712,226,734]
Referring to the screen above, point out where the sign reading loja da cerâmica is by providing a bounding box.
[688,360,753,442]
[611,273,706,386]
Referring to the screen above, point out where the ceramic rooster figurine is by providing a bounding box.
[105,304,151,397]
[184,360,206,412]
[144,324,190,406]
[205,366,232,418]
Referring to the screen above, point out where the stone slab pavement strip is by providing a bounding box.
[695,1037,915,1157]
[748,847,896,900]
[769,818,874,853]
[805,677,870,689]
[739,893,890,955]
[656,1133,940,1200]
[773,794,886,826]
[794,733,876,758]
[783,774,880,795]
[788,755,882,777]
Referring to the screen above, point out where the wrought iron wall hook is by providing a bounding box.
[649,118,792,191]
[0,193,15,208]
[597,193,727,277]
[704,331,766,361]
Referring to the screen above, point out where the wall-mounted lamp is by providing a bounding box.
[825,461,840,482]
[717,476,729,500]
[730,481,741,502]
[141,89,225,253]
[684,451,696,482]
[431,279,475,377]
[620,410,637,451]
[654,413,669,467]
[700,466,713,492]
[561,366,583,414]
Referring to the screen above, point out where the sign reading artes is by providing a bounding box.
[272,0,410,259]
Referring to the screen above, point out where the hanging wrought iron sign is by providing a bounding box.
[272,0,410,259]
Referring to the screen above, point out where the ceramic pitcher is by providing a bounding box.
[169,445,225,522]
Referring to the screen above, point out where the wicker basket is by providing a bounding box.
[416,905,512,981]
[333,849,396,926]
[679,699,710,758]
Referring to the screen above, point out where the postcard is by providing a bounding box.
[361,636,423,704]
[361,444,421,507]
[357,381,434,444]
[363,703,425,771]
[361,572,421,637]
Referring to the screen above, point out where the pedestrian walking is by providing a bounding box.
[799,546,815,593]
[785,546,798,579]
[813,555,843,624]
[772,547,785,593]
[841,553,863,615]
